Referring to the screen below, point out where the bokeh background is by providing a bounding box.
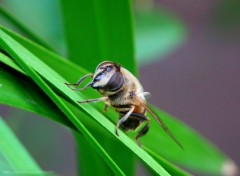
[0,0,240,175]
[140,1,240,175]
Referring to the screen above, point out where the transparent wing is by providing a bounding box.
[143,92,152,100]
[134,96,184,150]
[137,92,152,100]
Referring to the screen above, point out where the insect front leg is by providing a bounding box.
[77,97,108,104]
[65,73,93,91]
[115,106,135,136]
[71,82,92,91]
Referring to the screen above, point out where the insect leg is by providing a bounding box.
[135,117,150,147]
[71,82,92,91]
[77,97,108,104]
[115,106,135,136]
[103,104,108,112]
[65,73,93,90]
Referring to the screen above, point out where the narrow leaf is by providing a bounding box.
[0,117,45,174]
[0,60,74,130]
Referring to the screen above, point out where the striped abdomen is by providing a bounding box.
[109,89,146,115]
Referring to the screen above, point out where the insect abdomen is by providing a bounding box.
[113,104,133,113]
[119,112,148,131]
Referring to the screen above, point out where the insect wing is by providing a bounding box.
[136,92,152,100]
[134,96,184,150]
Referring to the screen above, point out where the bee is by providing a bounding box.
[65,61,183,149]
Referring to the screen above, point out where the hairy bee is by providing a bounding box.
[65,61,183,148]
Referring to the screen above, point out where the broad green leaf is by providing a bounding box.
[61,0,136,73]
[0,27,236,175]
[0,29,171,175]
[61,0,137,175]
[135,10,186,65]
[0,117,47,175]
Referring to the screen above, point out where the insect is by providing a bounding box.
[65,61,183,149]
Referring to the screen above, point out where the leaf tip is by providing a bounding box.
[222,159,238,176]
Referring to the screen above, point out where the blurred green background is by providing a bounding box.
[0,0,240,175]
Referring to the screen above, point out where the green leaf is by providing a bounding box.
[143,147,189,176]
[142,107,235,175]
[0,58,123,175]
[0,117,46,175]
[0,6,53,51]
[0,28,171,175]
[60,0,136,73]
[0,26,236,175]
[135,10,186,65]
[74,133,114,176]
[0,57,75,130]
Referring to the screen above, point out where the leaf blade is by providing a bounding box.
[61,0,136,73]
[0,117,44,174]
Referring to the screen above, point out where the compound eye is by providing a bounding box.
[105,72,124,91]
